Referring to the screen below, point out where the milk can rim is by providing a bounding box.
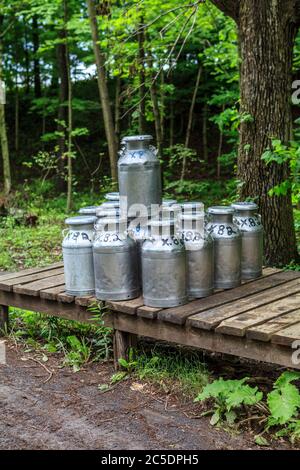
[65,215,97,226]
[207,206,234,215]
[121,135,153,142]
[231,202,258,211]
[105,192,120,201]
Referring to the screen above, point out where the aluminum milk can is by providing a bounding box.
[181,201,204,216]
[105,192,120,201]
[207,206,241,289]
[62,216,96,296]
[142,218,187,308]
[118,135,162,218]
[93,216,140,301]
[128,217,151,287]
[79,206,100,217]
[178,213,214,298]
[162,199,177,207]
[231,202,263,280]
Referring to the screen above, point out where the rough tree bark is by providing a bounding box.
[202,101,208,162]
[56,24,69,183]
[211,0,299,265]
[64,0,73,213]
[137,17,146,135]
[181,65,202,180]
[114,75,121,144]
[0,16,11,195]
[32,15,42,98]
[86,0,118,183]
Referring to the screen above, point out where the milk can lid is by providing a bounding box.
[231,201,258,211]
[65,215,97,226]
[181,201,204,211]
[96,207,121,218]
[162,199,177,207]
[79,205,100,215]
[122,135,153,142]
[178,213,204,221]
[105,192,120,201]
[150,218,175,227]
[101,201,120,209]
[207,206,234,215]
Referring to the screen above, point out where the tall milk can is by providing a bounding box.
[178,213,214,298]
[93,215,139,301]
[62,216,96,296]
[231,202,263,279]
[142,218,187,308]
[207,206,241,289]
[118,135,162,218]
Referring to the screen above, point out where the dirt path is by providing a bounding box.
[0,342,291,450]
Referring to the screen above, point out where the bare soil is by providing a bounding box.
[0,341,294,450]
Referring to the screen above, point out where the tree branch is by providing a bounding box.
[209,0,240,22]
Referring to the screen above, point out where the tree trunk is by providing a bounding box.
[56,25,69,183]
[150,80,162,156]
[15,83,19,154]
[137,17,146,135]
[86,0,118,183]
[202,102,208,162]
[169,98,174,147]
[32,15,42,98]
[148,55,162,156]
[181,65,202,180]
[237,0,298,265]
[211,0,299,265]
[0,17,11,195]
[23,20,30,94]
[64,0,72,212]
[217,104,225,179]
[114,75,121,144]
[160,68,165,145]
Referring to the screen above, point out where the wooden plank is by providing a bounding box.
[187,279,300,331]
[108,313,300,370]
[0,290,104,326]
[161,270,300,326]
[57,291,74,303]
[75,296,96,307]
[247,309,300,342]
[13,274,65,296]
[106,296,144,315]
[0,268,65,292]
[40,285,67,301]
[137,305,162,320]
[216,292,300,337]
[272,323,300,347]
[262,267,281,276]
[0,262,63,282]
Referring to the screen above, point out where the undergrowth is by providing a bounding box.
[8,307,113,372]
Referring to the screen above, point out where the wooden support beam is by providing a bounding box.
[0,305,8,335]
[113,330,138,371]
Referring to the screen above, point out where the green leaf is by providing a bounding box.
[255,435,269,447]
[111,371,127,384]
[267,383,300,425]
[118,357,129,369]
[210,410,221,426]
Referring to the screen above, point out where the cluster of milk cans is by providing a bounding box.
[62,135,264,308]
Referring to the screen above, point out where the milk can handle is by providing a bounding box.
[149,144,158,156]
[118,143,126,158]
[62,228,69,238]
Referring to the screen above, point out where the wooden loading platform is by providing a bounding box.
[0,263,300,369]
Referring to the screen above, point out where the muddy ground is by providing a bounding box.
[0,341,295,451]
